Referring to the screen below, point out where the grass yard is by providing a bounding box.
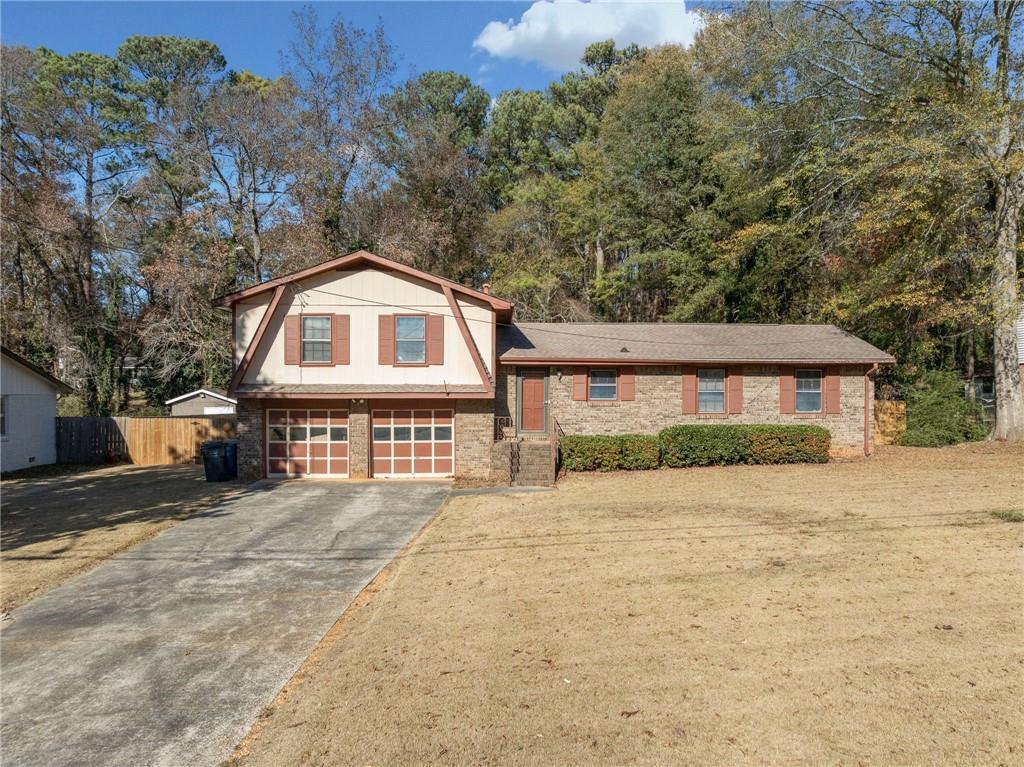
[1,464,244,612]
[230,442,1024,767]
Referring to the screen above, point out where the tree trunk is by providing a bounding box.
[991,176,1023,440]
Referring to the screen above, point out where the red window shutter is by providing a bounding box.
[572,368,588,401]
[779,366,796,414]
[427,315,444,365]
[332,314,350,365]
[728,366,744,414]
[284,315,301,365]
[619,368,635,401]
[378,315,395,365]
[825,366,841,414]
[681,366,697,414]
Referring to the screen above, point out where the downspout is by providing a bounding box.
[864,364,880,456]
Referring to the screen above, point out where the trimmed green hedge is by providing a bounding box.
[560,434,660,472]
[659,425,830,467]
[560,425,830,472]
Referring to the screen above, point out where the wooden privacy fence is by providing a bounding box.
[56,416,236,466]
[874,401,907,445]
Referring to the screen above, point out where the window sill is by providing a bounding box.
[793,412,826,419]
[586,400,620,407]
[693,413,729,419]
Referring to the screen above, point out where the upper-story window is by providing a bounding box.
[589,369,617,400]
[396,316,427,364]
[795,369,823,412]
[301,316,331,363]
[698,368,726,413]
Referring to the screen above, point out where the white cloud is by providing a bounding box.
[473,0,704,72]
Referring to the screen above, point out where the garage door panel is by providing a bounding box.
[371,407,454,478]
[268,408,348,478]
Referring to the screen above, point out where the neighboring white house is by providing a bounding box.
[165,388,237,416]
[1,346,72,473]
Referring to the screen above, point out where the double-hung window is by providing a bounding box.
[589,369,617,401]
[301,317,331,363]
[698,369,726,413]
[795,369,823,413]
[396,316,426,364]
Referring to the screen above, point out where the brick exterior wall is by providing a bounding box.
[236,398,265,481]
[498,364,873,452]
[349,400,370,478]
[455,399,494,479]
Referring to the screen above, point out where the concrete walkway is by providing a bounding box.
[1,480,450,767]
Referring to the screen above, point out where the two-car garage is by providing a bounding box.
[266,404,456,479]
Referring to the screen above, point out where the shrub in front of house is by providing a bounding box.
[748,426,831,464]
[658,424,831,467]
[560,435,624,472]
[898,370,988,447]
[561,426,829,472]
[560,434,661,472]
[619,435,661,470]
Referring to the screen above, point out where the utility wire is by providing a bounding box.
[290,281,864,352]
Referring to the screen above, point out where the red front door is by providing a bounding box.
[520,369,547,432]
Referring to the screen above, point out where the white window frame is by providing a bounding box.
[588,369,618,401]
[301,316,332,364]
[395,315,427,365]
[795,369,823,413]
[697,368,727,413]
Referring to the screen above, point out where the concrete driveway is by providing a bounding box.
[0,479,450,767]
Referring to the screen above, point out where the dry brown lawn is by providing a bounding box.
[1,464,244,612]
[231,443,1024,767]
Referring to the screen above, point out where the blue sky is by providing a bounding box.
[1,1,705,95]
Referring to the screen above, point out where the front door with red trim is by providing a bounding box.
[519,369,547,433]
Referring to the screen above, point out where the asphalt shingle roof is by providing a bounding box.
[497,323,894,364]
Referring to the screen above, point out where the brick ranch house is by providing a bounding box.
[215,250,894,482]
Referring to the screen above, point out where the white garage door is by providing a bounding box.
[371,408,453,478]
[267,408,349,478]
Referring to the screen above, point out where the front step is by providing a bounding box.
[491,440,558,486]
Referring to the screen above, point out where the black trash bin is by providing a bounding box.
[223,440,238,480]
[201,441,228,482]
